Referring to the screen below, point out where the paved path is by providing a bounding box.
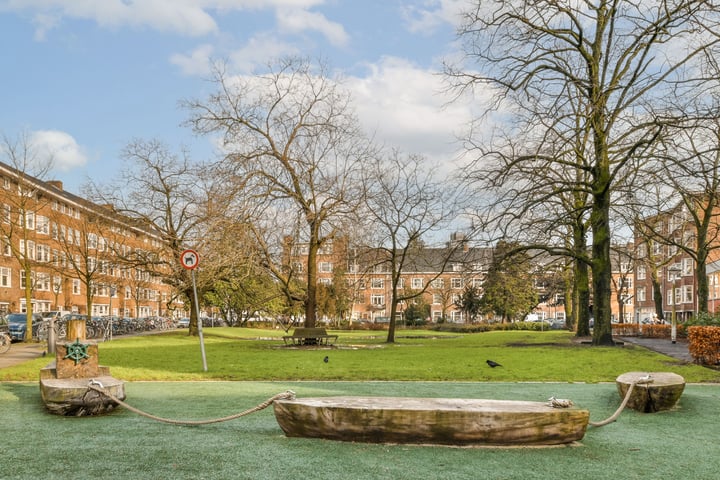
[619,336,693,363]
[0,342,47,369]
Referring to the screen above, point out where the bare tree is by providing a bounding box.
[360,151,457,342]
[90,139,209,335]
[448,1,720,345]
[0,132,54,339]
[184,57,371,328]
[639,117,720,315]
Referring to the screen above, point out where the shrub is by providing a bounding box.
[687,326,720,365]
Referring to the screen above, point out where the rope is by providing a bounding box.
[588,376,654,427]
[87,382,296,426]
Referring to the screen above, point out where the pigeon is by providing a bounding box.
[323,356,329,363]
[486,360,502,368]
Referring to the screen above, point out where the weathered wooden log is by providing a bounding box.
[40,375,125,416]
[615,372,685,413]
[274,396,590,446]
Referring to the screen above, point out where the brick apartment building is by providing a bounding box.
[0,161,178,318]
[288,232,566,324]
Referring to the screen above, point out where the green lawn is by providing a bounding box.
[2,328,718,383]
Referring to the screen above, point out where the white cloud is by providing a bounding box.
[275,7,348,46]
[400,0,466,34]
[1,0,335,39]
[346,57,472,163]
[29,130,87,172]
[228,33,301,74]
[170,44,215,76]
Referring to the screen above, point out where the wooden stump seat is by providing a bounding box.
[615,372,685,413]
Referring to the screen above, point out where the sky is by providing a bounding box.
[0,0,480,195]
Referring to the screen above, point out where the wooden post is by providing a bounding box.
[66,318,86,341]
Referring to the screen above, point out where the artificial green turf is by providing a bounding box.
[2,381,719,480]
[1,328,718,383]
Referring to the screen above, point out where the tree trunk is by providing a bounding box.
[305,238,319,328]
[590,191,614,346]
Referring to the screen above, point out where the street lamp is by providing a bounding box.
[668,266,682,344]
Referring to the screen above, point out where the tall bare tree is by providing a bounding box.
[0,132,54,339]
[449,1,720,345]
[184,57,371,328]
[360,151,457,342]
[91,139,209,335]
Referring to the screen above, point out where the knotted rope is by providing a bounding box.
[87,380,295,426]
[548,375,654,428]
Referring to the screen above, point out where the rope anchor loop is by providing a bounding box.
[86,382,296,426]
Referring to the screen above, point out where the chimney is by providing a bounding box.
[48,180,63,191]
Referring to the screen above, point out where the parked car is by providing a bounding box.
[550,318,566,330]
[7,312,44,341]
[177,317,190,328]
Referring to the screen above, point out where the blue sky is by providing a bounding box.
[0,1,476,194]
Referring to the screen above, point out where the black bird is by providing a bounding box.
[323,356,329,363]
[486,359,502,368]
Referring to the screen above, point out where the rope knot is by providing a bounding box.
[547,396,574,408]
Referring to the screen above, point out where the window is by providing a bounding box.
[19,240,35,260]
[319,278,331,285]
[637,243,647,258]
[20,270,32,288]
[2,236,10,256]
[73,279,81,295]
[452,263,463,272]
[432,293,442,304]
[88,233,98,250]
[19,210,34,229]
[666,289,673,306]
[473,278,484,288]
[432,278,445,288]
[636,265,646,280]
[411,278,423,289]
[683,285,693,304]
[370,294,384,306]
[0,267,10,287]
[319,261,332,273]
[36,244,50,262]
[371,278,384,289]
[2,204,9,223]
[36,215,49,234]
[637,287,646,302]
[451,278,463,289]
[36,273,50,291]
[675,287,682,305]
[682,258,693,276]
[53,276,61,293]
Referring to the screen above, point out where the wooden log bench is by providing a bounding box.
[283,327,338,346]
[615,371,685,413]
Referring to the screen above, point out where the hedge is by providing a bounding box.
[687,326,720,365]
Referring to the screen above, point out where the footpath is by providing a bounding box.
[0,342,47,369]
[618,336,693,363]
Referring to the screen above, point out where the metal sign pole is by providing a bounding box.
[192,269,208,371]
[180,248,207,372]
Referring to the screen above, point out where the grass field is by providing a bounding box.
[2,328,718,383]
[2,328,719,479]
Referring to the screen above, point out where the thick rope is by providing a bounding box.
[588,377,653,427]
[87,382,295,426]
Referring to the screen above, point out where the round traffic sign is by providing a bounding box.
[180,249,200,270]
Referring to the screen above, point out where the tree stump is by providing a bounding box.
[615,372,685,413]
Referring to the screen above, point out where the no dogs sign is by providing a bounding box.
[180,249,200,270]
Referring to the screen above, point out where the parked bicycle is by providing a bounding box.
[0,331,10,354]
[1,317,10,354]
